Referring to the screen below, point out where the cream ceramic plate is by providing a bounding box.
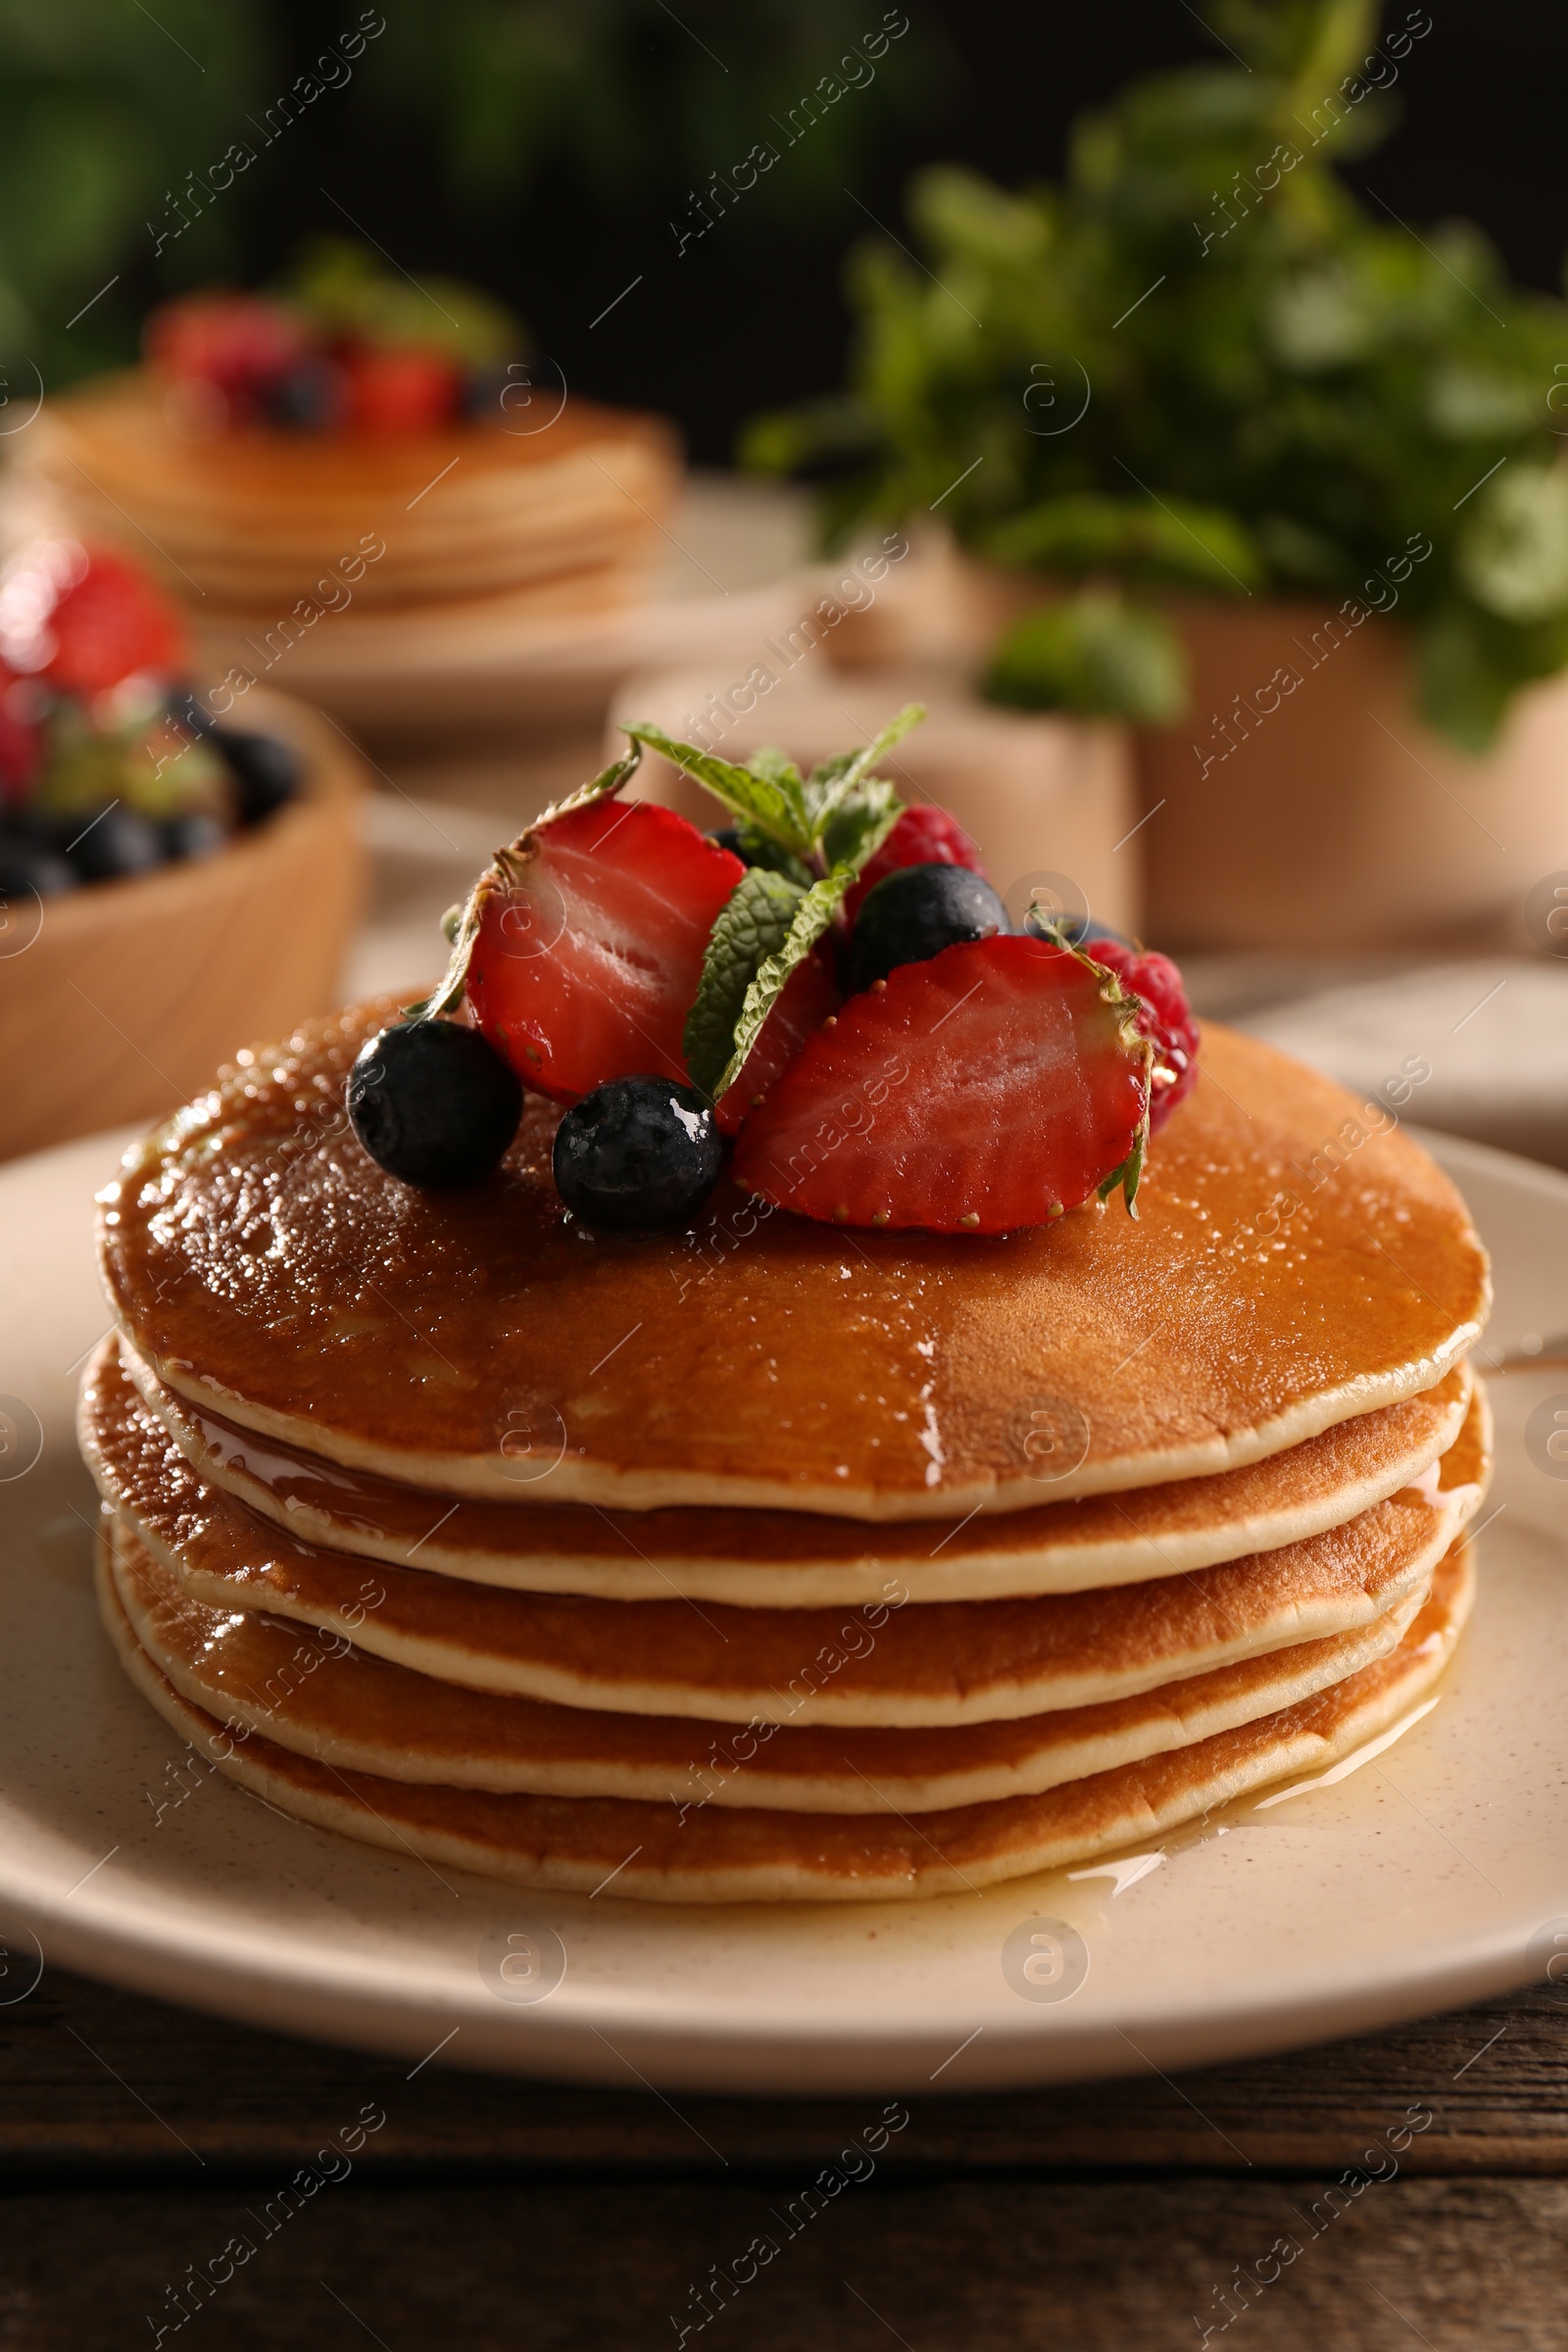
[0,1125,1564,2094]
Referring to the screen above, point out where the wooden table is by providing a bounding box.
[4,1966,1565,2348]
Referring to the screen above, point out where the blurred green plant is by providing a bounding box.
[368,0,934,221]
[284,236,519,362]
[984,590,1189,724]
[745,0,1568,747]
[0,0,935,398]
[0,0,270,383]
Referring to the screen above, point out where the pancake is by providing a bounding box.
[24,375,680,612]
[82,1342,1490,1726]
[117,1338,1474,1604]
[98,1537,1476,1900]
[106,1512,1430,1814]
[98,1004,1490,1521]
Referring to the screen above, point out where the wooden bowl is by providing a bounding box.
[0,688,368,1161]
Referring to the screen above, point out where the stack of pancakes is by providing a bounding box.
[20,375,679,617]
[83,1005,1492,1903]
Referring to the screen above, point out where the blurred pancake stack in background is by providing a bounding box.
[9,249,689,740]
[24,375,678,620]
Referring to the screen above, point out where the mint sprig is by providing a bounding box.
[682,866,805,1100]
[644,709,919,1102]
[799,703,925,833]
[710,861,858,1102]
[622,725,815,856]
[705,794,905,1103]
[623,704,924,864]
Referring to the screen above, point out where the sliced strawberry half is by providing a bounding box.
[732,934,1150,1234]
[466,798,744,1102]
[342,344,464,437]
[715,944,841,1137]
[1080,938,1199,1131]
[843,802,986,924]
[41,548,186,696]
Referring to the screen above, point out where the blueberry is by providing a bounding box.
[0,832,76,899]
[347,1022,522,1189]
[1023,907,1135,953]
[710,825,813,887]
[553,1077,721,1232]
[214,728,304,826]
[849,862,1009,993]
[164,688,215,741]
[68,806,165,883]
[465,358,534,424]
[264,357,344,431]
[162,811,228,862]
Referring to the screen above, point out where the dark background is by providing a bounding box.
[226,0,1568,466]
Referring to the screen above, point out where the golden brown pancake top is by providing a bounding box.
[99,1003,1489,1520]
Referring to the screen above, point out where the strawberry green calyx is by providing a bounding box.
[1028,915,1152,1213]
[409,745,643,1023]
[1073,937,1152,1215]
[1097,1120,1148,1216]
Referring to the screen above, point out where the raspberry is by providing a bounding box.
[144,293,306,416]
[843,803,986,923]
[1082,939,1199,1130]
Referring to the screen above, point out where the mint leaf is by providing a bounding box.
[804,702,925,832]
[622,723,813,855]
[713,868,853,1102]
[980,495,1262,600]
[818,782,902,874]
[622,709,927,864]
[683,867,805,1100]
[750,745,807,796]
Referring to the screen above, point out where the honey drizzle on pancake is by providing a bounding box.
[98,1013,1490,1519]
